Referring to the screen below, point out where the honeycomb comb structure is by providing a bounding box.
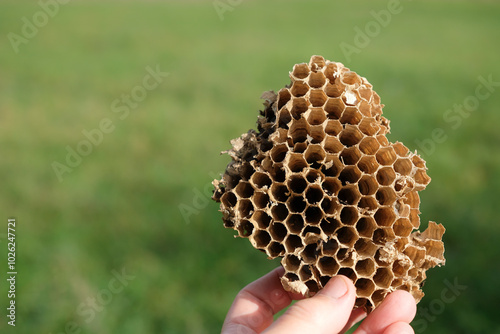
[212,56,445,312]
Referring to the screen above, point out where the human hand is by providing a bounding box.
[222,266,416,334]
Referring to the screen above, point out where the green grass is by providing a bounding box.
[0,0,499,333]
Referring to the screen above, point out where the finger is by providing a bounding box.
[340,308,367,334]
[222,267,295,334]
[383,321,415,334]
[264,275,356,334]
[354,290,416,334]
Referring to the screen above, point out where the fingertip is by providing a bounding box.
[383,321,414,334]
[320,275,356,299]
[386,290,417,320]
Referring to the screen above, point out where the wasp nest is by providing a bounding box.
[212,55,445,312]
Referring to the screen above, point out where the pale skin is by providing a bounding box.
[222,267,416,334]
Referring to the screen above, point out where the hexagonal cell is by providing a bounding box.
[354,238,378,257]
[304,144,326,165]
[301,244,319,264]
[309,55,326,68]
[337,226,358,247]
[371,289,387,305]
[357,156,379,174]
[251,172,272,189]
[320,218,341,236]
[309,125,326,144]
[284,234,303,253]
[288,174,307,194]
[236,219,254,237]
[376,187,397,206]
[392,259,410,276]
[404,245,426,266]
[267,241,285,258]
[356,278,376,297]
[289,118,310,143]
[303,280,319,295]
[235,181,254,199]
[277,88,292,110]
[286,214,304,234]
[306,169,323,184]
[318,256,340,276]
[278,108,292,128]
[293,142,308,154]
[376,146,397,165]
[291,81,309,97]
[357,176,377,196]
[358,196,378,211]
[374,207,396,227]
[287,152,308,173]
[324,98,345,119]
[308,72,326,88]
[356,260,376,279]
[404,191,420,209]
[359,136,380,155]
[322,156,343,176]
[355,298,370,310]
[357,84,373,101]
[338,248,355,267]
[340,147,362,165]
[340,106,362,125]
[339,165,362,185]
[392,141,409,157]
[340,206,359,226]
[220,191,237,208]
[394,158,412,176]
[324,136,343,154]
[270,143,288,163]
[305,185,323,204]
[321,237,340,256]
[338,185,361,205]
[393,218,413,237]
[412,155,426,168]
[342,90,359,106]
[283,254,301,272]
[290,97,309,120]
[356,217,377,238]
[376,134,389,146]
[414,169,431,186]
[271,203,288,221]
[310,89,327,109]
[252,229,271,248]
[376,167,396,186]
[373,228,396,244]
[238,199,254,218]
[283,271,300,284]
[288,195,307,213]
[292,63,310,79]
[325,119,342,136]
[323,62,338,83]
[306,108,326,126]
[342,71,361,85]
[358,117,379,136]
[339,125,363,147]
[270,183,289,202]
[302,225,321,237]
[269,222,287,242]
[373,267,394,289]
[321,197,339,215]
[357,100,372,116]
[337,267,357,281]
[305,206,323,225]
[252,210,272,229]
[324,81,345,98]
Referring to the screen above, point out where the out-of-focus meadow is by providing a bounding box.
[0,0,499,333]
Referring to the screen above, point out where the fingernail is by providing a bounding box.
[323,276,348,299]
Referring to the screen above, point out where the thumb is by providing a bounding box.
[264,275,356,334]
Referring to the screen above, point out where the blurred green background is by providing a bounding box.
[1,0,499,333]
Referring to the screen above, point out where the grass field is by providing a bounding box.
[1,0,499,333]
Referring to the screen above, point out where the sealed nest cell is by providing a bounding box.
[212,55,445,312]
